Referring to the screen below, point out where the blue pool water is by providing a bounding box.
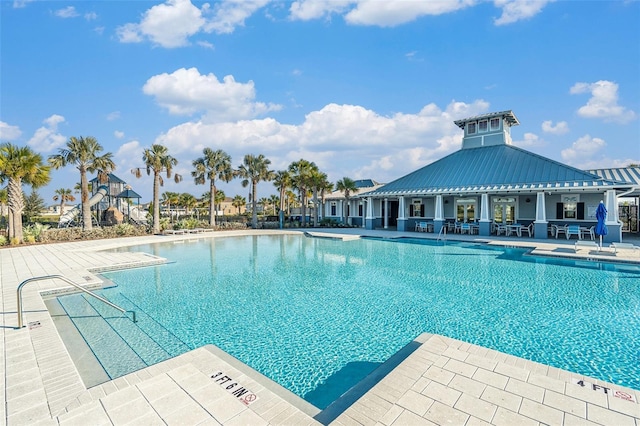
[91,235,639,408]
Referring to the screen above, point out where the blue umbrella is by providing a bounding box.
[595,201,607,249]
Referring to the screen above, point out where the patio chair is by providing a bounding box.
[566,225,581,240]
[460,223,470,234]
[554,225,567,239]
[520,223,534,237]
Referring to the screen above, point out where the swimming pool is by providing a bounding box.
[92,234,639,409]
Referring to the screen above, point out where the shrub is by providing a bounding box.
[0,236,6,246]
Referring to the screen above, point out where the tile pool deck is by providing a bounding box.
[1,229,639,425]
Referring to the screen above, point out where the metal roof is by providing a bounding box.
[354,179,380,188]
[89,173,126,184]
[586,167,640,186]
[453,110,519,129]
[362,144,626,197]
[115,189,142,199]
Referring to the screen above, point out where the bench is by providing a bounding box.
[611,242,640,255]
[163,229,185,235]
[574,240,599,252]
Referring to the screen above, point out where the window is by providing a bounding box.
[478,120,488,132]
[330,201,337,216]
[358,202,363,217]
[467,122,476,134]
[490,118,500,130]
[556,195,585,220]
[410,199,423,217]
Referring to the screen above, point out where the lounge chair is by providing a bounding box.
[575,240,599,252]
[460,223,470,234]
[611,242,640,255]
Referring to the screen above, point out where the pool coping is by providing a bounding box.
[2,229,639,425]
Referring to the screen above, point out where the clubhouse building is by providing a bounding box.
[329,110,638,243]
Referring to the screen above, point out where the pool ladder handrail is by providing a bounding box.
[436,226,447,242]
[16,274,136,329]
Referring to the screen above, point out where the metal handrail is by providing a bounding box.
[436,226,447,241]
[16,274,136,329]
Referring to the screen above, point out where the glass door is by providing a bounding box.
[493,197,516,223]
[456,199,476,222]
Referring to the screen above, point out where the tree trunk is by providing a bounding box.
[7,177,24,242]
[80,167,93,230]
[313,189,319,227]
[153,172,161,234]
[301,188,307,226]
[210,181,216,226]
[251,181,258,228]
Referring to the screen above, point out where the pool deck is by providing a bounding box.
[1,229,639,425]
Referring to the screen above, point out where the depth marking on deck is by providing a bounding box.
[211,371,259,405]
[572,379,637,403]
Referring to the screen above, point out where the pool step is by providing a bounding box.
[95,290,191,357]
[57,292,182,379]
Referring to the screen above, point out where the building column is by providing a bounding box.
[397,196,407,232]
[434,195,444,234]
[365,197,375,229]
[478,193,491,236]
[361,200,366,228]
[534,191,548,239]
[383,198,389,229]
[605,189,621,243]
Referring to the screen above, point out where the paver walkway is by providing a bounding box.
[1,229,639,425]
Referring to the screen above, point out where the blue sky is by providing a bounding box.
[1,0,639,204]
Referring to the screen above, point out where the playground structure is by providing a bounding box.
[58,173,148,228]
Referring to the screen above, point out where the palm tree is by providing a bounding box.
[214,189,226,216]
[285,189,297,215]
[269,194,279,215]
[161,191,180,222]
[259,197,270,215]
[192,148,234,227]
[273,170,292,217]
[132,144,182,234]
[0,188,7,224]
[336,177,358,225]
[53,188,76,217]
[289,159,318,226]
[179,192,197,217]
[49,136,114,230]
[309,170,330,226]
[232,195,246,215]
[0,143,50,243]
[319,178,334,222]
[237,154,274,228]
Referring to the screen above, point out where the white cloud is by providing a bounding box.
[570,80,637,124]
[116,0,205,48]
[116,0,269,48]
[0,121,23,141]
[85,12,98,21]
[493,0,553,26]
[27,114,67,152]
[13,0,35,8]
[151,99,489,189]
[114,140,144,174]
[203,0,271,34]
[289,0,353,21]
[513,132,543,148]
[196,40,215,49]
[54,6,79,18]
[345,0,477,26]
[142,67,281,120]
[114,131,125,139]
[541,120,569,135]
[107,111,121,121]
[560,134,606,164]
[289,0,477,26]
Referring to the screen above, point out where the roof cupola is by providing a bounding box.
[454,110,520,149]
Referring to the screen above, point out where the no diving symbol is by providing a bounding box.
[242,394,257,405]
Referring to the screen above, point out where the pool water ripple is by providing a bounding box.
[100,235,640,408]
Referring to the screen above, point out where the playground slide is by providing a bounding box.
[58,185,109,227]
